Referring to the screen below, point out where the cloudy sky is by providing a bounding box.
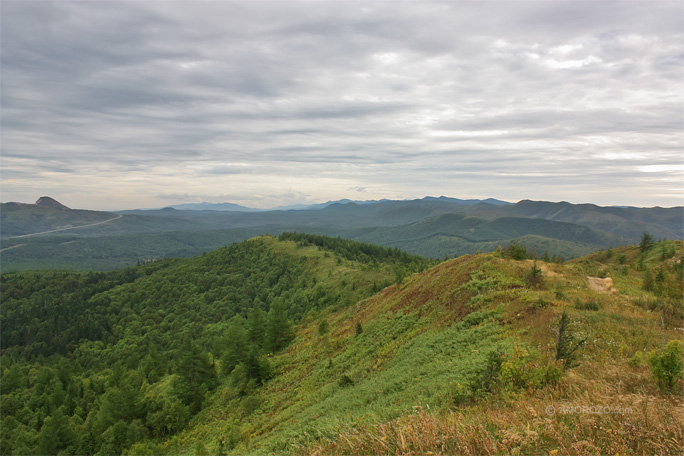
[2,0,682,210]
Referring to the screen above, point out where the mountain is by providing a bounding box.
[1,234,681,455]
[35,196,70,210]
[170,202,262,212]
[0,197,118,237]
[341,212,622,259]
[421,195,511,206]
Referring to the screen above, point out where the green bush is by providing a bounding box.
[650,339,683,391]
[338,375,354,387]
[575,299,599,311]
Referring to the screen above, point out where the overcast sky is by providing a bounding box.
[2,0,682,210]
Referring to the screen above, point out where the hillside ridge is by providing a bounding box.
[4,234,681,455]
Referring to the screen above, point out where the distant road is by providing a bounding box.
[5,214,123,239]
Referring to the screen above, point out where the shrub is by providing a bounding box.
[505,240,527,260]
[643,269,654,292]
[318,319,329,337]
[338,375,354,387]
[554,286,567,300]
[533,297,549,309]
[500,344,531,389]
[650,339,683,391]
[575,299,599,311]
[526,261,543,288]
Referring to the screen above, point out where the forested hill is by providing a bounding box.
[1,235,682,455]
[0,234,432,455]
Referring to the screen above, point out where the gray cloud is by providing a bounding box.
[1,0,682,210]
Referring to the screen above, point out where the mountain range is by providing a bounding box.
[168,196,512,212]
[1,196,681,271]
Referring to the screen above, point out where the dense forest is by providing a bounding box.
[0,234,432,455]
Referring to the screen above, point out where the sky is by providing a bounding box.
[1,0,683,210]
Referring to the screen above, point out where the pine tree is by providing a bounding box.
[266,301,293,353]
[37,407,76,455]
[555,311,586,370]
[174,341,217,414]
[222,316,249,376]
[247,308,267,350]
[640,232,655,252]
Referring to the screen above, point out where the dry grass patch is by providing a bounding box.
[298,387,683,456]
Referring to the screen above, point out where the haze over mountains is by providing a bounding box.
[1,195,681,271]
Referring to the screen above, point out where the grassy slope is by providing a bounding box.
[163,241,683,456]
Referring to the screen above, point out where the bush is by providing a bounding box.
[318,319,329,337]
[575,299,599,311]
[338,375,354,387]
[505,240,527,261]
[650,339,683,391]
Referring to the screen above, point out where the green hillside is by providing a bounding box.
[1,234,682,455]
[0,234,432,455]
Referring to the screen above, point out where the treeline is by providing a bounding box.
[279,232,433,267]
[0,235,432,455]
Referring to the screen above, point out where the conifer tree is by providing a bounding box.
[174,341,217,414]
[266,301,293,353]
[555,311,586,370]
[247,308,267,349]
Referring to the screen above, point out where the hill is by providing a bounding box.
[1,234,682,455]
[0,197,118,237]
[340,212,622,259]
[504,200,683,241]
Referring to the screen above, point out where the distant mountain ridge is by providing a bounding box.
[169,202,261,212]
[169,196,512,212]
[1,195,681,270]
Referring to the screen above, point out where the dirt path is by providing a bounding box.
[587,276,615,293]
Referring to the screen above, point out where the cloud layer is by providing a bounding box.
[2,0,682,209]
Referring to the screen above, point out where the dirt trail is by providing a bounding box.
[587,276,615,293]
